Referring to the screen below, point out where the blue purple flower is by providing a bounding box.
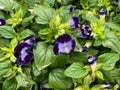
[114,0,120,6]
[82,46,89,52]
[0,18,6,26]
[79,25,93,39]
[39,83,44,90]
[87,56,96,65]
[53,34,75,55]
[68,6,76,13]
[102,82,115,89]
[99,9,107,18]
[87,56,97,72]
[70,16,79,28]
[14,37,36,66]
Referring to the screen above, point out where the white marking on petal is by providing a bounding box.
[58,40,72,54]
[20,47,28,61]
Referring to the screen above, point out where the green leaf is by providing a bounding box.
[0,61,13,78]
[49,69,73,89]
[44,0,55,7]
[64,63,89,78]
[84,13,98,22]
[0,0,19,11]
[24,0,41,8]
[2,78,17,90]
[102,29,120,53]
[33,5,56,24]
[104,22,120,31]
[16,73,30,87]
[51,55,68,68]
[22,16,34,27]
[0,38,10,47]
[18,29,35,40]
[0,26,17,39]
[95,70,104,80]
[110,68,120,80]
[34,42,55,70]
[98,53,119,71]
[32,63,41,76]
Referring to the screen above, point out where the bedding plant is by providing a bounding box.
[1,0,120,90]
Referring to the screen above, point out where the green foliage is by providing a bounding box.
[102,29,120,53]
[34,42,55,70]
[98,53,119,71]
[33,5,56,24]
[2,78,17,90]
[0,0,19,11]
[49,69,73,89]
[0,0,120,90]
[64,63,89,78]
[0,61,13,78]
[0,26,17,39]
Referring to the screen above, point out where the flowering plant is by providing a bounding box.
[0,0,120,90]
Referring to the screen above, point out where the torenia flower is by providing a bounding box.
[68,6,76,13]
[87,56,97,73]
[99,9,107,18]
[114,0,120,6]
[70,16,79,28]
[0,18,6,26]
[101,82,115,89]
[14,37,36,66]
[79,25,93,39]
[53,34,75,55]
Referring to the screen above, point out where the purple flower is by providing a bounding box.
[102,82,115,89]
[82,46,89,52]
[99,9,107,17]
[79,25,93,39]
[14,37,36,66]
[0,18,6,26]
[39,83,44,90]
[114,0,120,6]
[87,56,96,65]
[68,6,76,13]
[70,16,79,28]
[87,56,97,72]
[53,34,75,55]
[25,37,36,48]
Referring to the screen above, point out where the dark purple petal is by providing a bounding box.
[70,16,79,28]
[68,6,76,13]
[99,9,107,15]
[53,43,59,55]
[39,83,44,90]
[53,34,75,55]
[25,37,36,46]
[14,43,30,58]
[0,18,6,26]
[16,50,33,65]
[56,34,72,43]
[14,39,35,66]
[87,56,96,65]
[103,82,115,89]
[114,0,120,6]
[82,46,89,52]
[79,25,93,39]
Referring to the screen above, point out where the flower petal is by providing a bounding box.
[0,18,6,26]
[14,43,30,58]
[70,16,79,28]
[54,34,75,55]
